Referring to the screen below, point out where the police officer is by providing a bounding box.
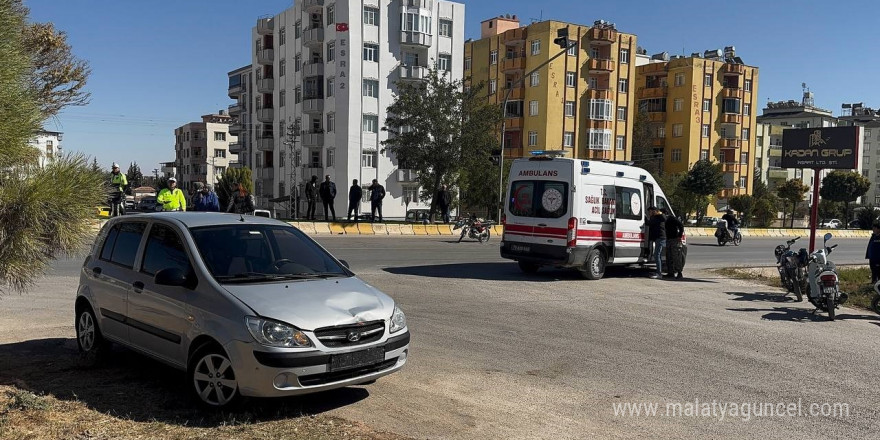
[109,162,128,217]
[157,177,187,211]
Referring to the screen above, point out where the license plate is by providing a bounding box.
[329,347,385,372]
[823,287,836,295]
[511,244,531,253]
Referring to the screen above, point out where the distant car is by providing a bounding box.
[821,219,842,229]
[124,200,136,211]
[701,217,718,226]
[138,198,158,211]
[686,219,698,225]
[405,209,430,223]
[252,209,272,218]
[849,220,865,229]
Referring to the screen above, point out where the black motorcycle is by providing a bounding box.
[774,236,802,301]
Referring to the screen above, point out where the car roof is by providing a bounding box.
[113,212,285,228]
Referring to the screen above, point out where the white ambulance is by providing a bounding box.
[500,153,683,279]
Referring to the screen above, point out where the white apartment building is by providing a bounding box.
[173,112,238,192]
[228,0,466,218]
[838,103,880,205]
[29,130,63,167]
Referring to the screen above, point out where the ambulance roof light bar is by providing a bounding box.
[528,150,567,158]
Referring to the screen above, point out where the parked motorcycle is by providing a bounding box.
[714,219,742,246]
[871,280,880,315]
[803,233,847,321]
[774,236,803,301]
[453,216,493,243]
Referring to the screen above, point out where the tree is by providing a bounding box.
[382,68,500,220]
[819,170,871,228]
[630,109,661,176]
[0,0,41,170]
[854,205,879,229]
[22,20,90,118]
[657,172,704,221]
[777,179,809,228]
[125,162,143,191]
[752,194,780,227]
[681,159,724,198]
[729,194,755,227]
[216,167,254,211]
[818,199,843,224]
[459,158,510,219]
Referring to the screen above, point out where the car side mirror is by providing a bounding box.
[155,268,189,287]
[339,259,350,269]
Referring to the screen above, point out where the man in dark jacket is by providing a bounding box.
[319,175,337,221]
[646,207,667,279]
[866,222,880,282]
[305,175,319,220]
[663,208,685,279]
[436,184,452,223]
[347,179,362,222]
[368,179,386,222]
[192,183,220,212]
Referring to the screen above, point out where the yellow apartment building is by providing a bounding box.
[635,49,759,201]
[465,15,637,160]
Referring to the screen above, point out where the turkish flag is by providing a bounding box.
[336,23,349,32]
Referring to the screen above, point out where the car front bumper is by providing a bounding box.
[224,331,410,398]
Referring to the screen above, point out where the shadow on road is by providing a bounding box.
[0,338,369,426]
[383,263,716,282]
[727,304,880,323]
[726,291,795,302]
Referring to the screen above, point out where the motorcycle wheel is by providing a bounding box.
[871,295,880,315]
[733,234,742,246]
[791,276,803,302]
[458,228,467,243]
[717,237,724,246]
[484,229,491,242]
[826,295,836,321]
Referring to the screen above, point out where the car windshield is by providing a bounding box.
[189,224,350,283]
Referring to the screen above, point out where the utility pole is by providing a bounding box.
[283,118,302,219]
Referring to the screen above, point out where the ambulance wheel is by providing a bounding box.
[579,249,606,280]
[518,261,540,274]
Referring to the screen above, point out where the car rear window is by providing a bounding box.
[100,222,146,269]
[508,180,568,219]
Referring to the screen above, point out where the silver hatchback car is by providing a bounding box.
[75,212,409,408]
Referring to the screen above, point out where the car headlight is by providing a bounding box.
[389,305,407,334]
[245,316,313,348]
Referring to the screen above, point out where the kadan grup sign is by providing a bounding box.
[781,126,861,169]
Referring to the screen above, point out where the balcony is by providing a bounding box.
[504,117,523,130]
[502,27,526,45]
[588,119,613,130]
[228,83,243,99]
[768,167,791,180]
[302,97,324,114]
[257,17,273,35]
[302,0,324,11]
[257,48,274,65]
[400,31,432,47]
[651,138,665,148]
[257,108,274,122]
[402,0,433,8]
[228,123,244,135]
[588,58,614,73]
[721,113,742,124]
[769,145,782,157]
[501,56,525,73]
[637,86,667,99]
[399,65,428,81]
[228,103,244,115]
[257,78,274,93]
[720,138,742,149]
[255,166,274,180]
[721,87,744,99]
[302,131,324,148]
[256,136,274,152]
[504,87,524,100]
[720,188,742,198]
[648,112,666,123]
[396,169,417,182]
[304,27,324,48]
[588,27,618,44]
[724,63,745,75]
[587,88,612,100]
[229,161,243,169]
[721,162,742,173]
[303,61,324,77]
[228,142,244,154]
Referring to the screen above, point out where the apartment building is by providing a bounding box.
[635,47,758,209]
[465,16,637,160]
[29,130,63,168]
[228,0,466,218]
[173,112,238,191]
[838,102,880,204]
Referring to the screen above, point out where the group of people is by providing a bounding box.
[303,175,387,223]
[646,207,687,280]
[154,178,254,214]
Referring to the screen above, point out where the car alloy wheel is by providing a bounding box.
[77,310,96,352]
[192,352,239,407]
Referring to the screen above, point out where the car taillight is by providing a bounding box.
[567,217,577,247]
[820,274,837,287]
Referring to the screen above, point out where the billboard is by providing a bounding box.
[781,126,860,169]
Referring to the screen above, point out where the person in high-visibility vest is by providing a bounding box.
[157,177,187,211]
[109,162,128,217]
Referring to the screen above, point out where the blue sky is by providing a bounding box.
[24,0,879,172]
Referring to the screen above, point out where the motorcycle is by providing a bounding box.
[803,233,847,321]
[453,216,493,243]
[714,219,742,246]
[774,236,803,301]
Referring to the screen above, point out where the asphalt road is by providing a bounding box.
[2,236,878,439]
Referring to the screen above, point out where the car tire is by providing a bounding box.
[579,248,606,280]
[518,261,540,274]
[75,303,108,364]
[188,343,240,409]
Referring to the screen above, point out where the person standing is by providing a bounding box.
[436,184,452,224]
[663,208,685,279]
[226,182,255,214]
[305,175,319,220]
[646,207,667,279]
[368,179,386,223]
[347,179,362,222]
[109,162,128,217]
[191,182,220,212]
[319,175,337,221]
[866,222,880,283]
[157,177,186,212]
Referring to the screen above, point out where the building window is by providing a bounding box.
[363,115,378,133]
[673,123,683,137]
[563,131,575,147]
[702,99,710,112]
[364,7,379,26]
[701,124,710,138]
[589,99,613,121]
[531,39,540,55]
[438,54,452,72]
[618,79,628,93]
[617,106,627,121]
[213,132,225,141]
[327,42,335,61]
[616,135,625,151]
[565,72,576,87]
[464,56,471,71]
[739,177,747,188]
[722,98,741,114]
[704,73,712,86]
[619,48,629,64]
[363,79,379,97]
[743,103,751,116]
[280,90,286,107]
[279,59,286,77]
[587,129,612,150]
[295,86,301,103]
[327,113,335,132]
[866,129,872,138]
[439,19,452,37]
[489,50,498,65]
[744,79,752,92]
[567,44,576,56]
[529,100,538,116]
[361,150,377,168]
[295,54,301,72]
[402,185,419,203]
[280,27,286,45]
[673,98,683,112]
[214,149,226,158]
[530,72,539,87]
[700,150,709,161]
[740,152,748,164]
[327,4,335,24]
[489,79,497,94]
[564,101,575,117]
[588,77,598,89]
[326,149,335,167]
[742,127,750,139]
[671,149,682,162]
[674,73,685,86]
[528,131,538,146]
[363,44,379,62]
[295,20,301,38]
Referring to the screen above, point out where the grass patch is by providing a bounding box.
[4,389,51,412]
[716,266,877,310]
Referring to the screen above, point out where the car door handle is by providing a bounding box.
[132,281,144,292]
[92,267,102,276]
